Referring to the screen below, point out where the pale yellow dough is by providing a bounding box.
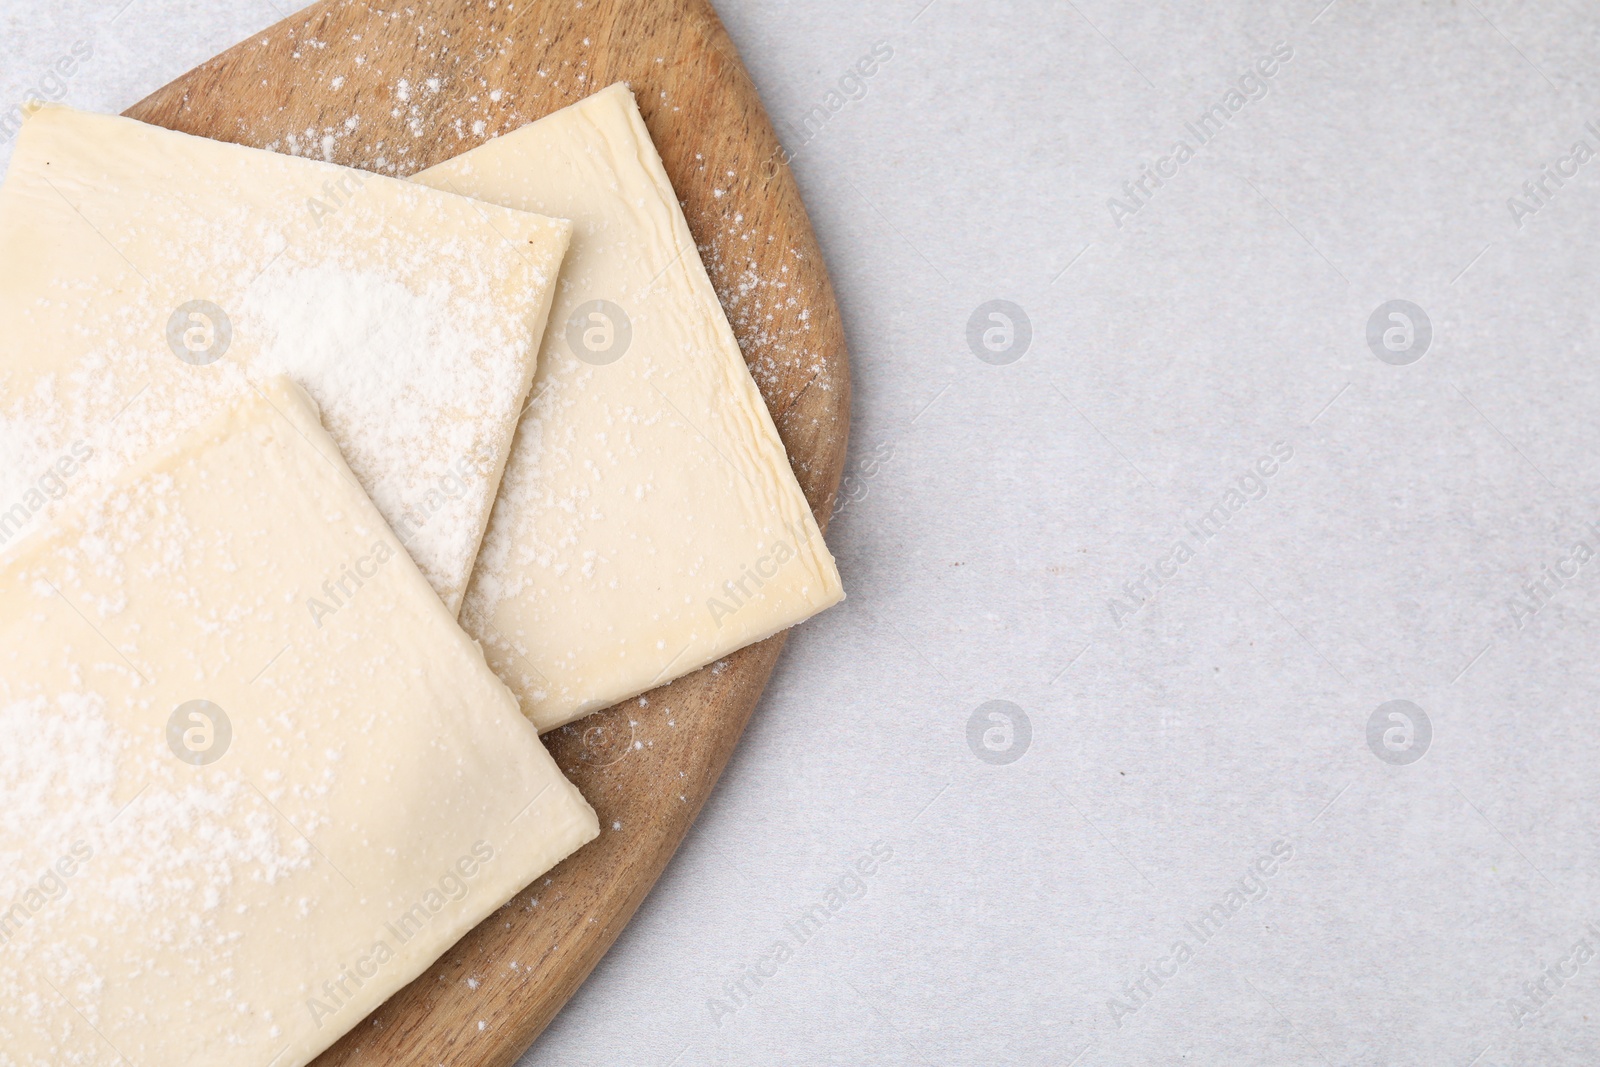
[0,107,572,615]
[0,377,598,1067]
[414,84,845,731]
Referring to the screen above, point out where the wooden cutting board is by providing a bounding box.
[125,2,850,1062]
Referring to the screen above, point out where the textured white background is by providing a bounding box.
[8,1,1600,1065]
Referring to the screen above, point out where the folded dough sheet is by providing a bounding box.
[0,378,598,1067]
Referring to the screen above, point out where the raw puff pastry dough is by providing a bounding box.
[0,378,598,1067]
[414,84,844,730]
[0,107,572,614]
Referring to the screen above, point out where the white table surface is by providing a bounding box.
[7,1,1600,1064]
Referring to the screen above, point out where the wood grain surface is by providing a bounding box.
[123,1,850,1062]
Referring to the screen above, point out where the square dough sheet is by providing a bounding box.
[414,83,845,731]
[0,377,598,1067]
[0,106,572,615]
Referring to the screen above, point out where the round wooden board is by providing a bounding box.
[124,2,850,1062]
